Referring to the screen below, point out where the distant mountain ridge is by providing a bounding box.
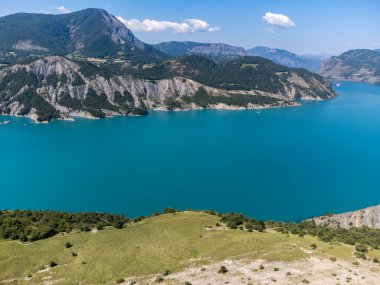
[154,41,322,71]
[319,49,380,84]
[247,46,323,72]
[153,41,247,62]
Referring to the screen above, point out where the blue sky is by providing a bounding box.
[1,0,379,55]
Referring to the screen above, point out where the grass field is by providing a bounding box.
[0,211,372,285]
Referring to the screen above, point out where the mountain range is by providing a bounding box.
[154,41,323,71]
[0,8,165,61]
[0,9,335,122]
[319,49,380,84]
[246,46,323,72]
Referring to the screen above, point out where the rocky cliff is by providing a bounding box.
[319,49,380,84]
[313,205,380,229]
[0,56,335,122]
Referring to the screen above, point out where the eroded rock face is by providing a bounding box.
[313,205,380,229]
[319,49,380,84]
[0,56,335,122]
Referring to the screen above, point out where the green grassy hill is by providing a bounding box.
[1,211,379,285]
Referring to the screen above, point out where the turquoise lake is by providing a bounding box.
[1,81,380,222]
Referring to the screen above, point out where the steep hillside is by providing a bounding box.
[0,55,335,122]
[247,46,322,72]
[319,49,380,84]
[0,8,165,60]
[313,205,380,229]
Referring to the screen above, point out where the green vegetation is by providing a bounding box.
[58,93,83,111]
[0,210,128,242]
[218,265,228,274]
[272,220,380,248]
[16,89,59,122]
[1,210,374,284]
[0,211,325,284]
[183,87,279,109]
[0,8,166,60]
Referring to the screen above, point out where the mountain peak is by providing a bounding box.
[0,8,164,59]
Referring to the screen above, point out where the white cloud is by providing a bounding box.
[116,16,220,33]
[57,6,71,14]
[262,12,295,28]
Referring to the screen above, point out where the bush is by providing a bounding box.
[116,278,125,284]
[310,244,317,249]
[113,220,124,229]
[164,208,176,214]
[355,251,366,259]
[50,261,58,268]
[329,257,337,262]
[184,282,192,285]
[0,210,129,242]
[155,276,164,283]
[218,266,228,274]
[71,252,78,257]
[64,242,72,248]
[163,270,171,276]
[355,244,368,253]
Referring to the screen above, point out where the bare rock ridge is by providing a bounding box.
[0,56,335,122]
[319,49,380,84]
[313,205,380,229]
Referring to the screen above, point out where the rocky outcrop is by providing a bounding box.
[319,49,380,84]
[313,205,380,229]
[0,56,335,122]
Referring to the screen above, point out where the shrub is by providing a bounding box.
[113,220,124,229]
[218,266,228,274]
[274,267,279,271]
[355,251,366,259]
[50,261,57,268]
[310,244,317,249]
[355,244,368,253]
[116,278,125,284]
[329,257,337,262]
[164,208,176,214]
[64,242,72,248]
[155,276,164,283]
[163,270,171,276]
[71,252,77,257]
[184,282,192,285]
[373,258,379,263]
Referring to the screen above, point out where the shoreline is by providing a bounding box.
[0,100,301,123]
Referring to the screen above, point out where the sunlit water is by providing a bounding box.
[1,81,380,221]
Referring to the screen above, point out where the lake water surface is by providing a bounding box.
[1,81,380,221]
